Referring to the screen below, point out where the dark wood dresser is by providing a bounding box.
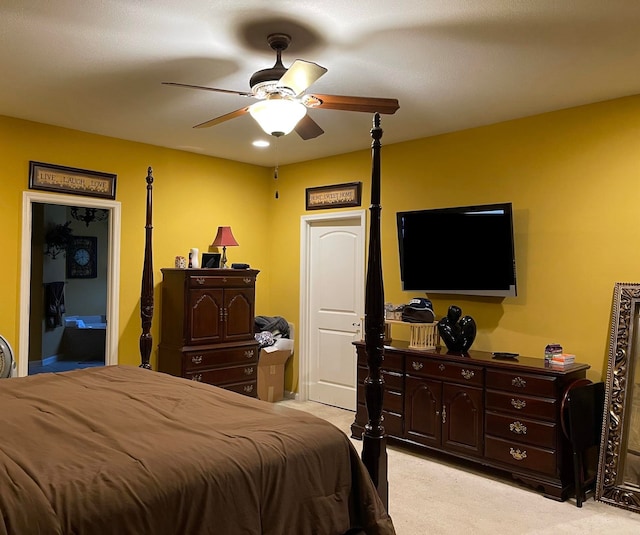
[351,341,590,500]
[158,268,260,397]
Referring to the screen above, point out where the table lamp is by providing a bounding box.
[211,226,239,269]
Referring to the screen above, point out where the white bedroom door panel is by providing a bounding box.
[308,219,364,410]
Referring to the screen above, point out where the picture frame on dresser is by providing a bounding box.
[201,252,221,268]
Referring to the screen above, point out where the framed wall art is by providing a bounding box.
[29,161,117,199]
[305,182,362,210]
[66,236,98,279]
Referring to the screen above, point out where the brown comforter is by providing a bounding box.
[0,366,394,535]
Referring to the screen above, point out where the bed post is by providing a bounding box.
[139,166,154,369]
[362,113,389,508]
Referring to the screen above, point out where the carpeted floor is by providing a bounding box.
[28,359,104,375]
[279,399,640,535]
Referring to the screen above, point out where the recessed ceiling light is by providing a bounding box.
[252,139,270,148]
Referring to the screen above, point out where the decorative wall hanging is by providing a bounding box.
[66,236,98,278]
[306,182,362,210]
[44,221,74,259]
[29,161,117,199]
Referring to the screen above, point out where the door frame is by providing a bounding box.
[18,191,121,376]
[298,209,366,402]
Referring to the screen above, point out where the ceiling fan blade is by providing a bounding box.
[277,60,327,96]
[295,114,324,140]
[162,82,254,98]
[308,94,399,114]
[193,107,250,129]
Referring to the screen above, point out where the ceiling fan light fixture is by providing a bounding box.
[249,98,307,137]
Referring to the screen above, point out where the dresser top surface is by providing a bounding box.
[161,268,260,276]
[355,340,590,376]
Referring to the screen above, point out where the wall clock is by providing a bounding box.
[66,236,97,279]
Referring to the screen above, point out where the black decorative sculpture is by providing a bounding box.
[437,305,477,353]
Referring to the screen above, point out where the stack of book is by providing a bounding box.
[549,353,576,367]
[544,344,563,363]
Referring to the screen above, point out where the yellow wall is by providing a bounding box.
[0,115,271,368]
[274,95,640,385]
[3,94,640,386]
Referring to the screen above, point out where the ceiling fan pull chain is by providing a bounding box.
[274,139,279,199]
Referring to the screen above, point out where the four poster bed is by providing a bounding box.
[0,116,393,534]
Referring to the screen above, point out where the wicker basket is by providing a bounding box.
[408,322,440,350]
[382,320,440,350]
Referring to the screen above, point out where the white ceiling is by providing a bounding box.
[2,1,640,167]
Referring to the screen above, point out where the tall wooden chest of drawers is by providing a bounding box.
[158,268,260,397]
[351,341,589,500]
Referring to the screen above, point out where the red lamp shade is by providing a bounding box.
[211,227,238,247]
[211,226,239,247]
[211,226,238,268]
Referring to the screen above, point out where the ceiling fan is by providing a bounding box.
[162,33,400,139]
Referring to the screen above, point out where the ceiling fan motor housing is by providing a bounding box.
[250,33,294,98]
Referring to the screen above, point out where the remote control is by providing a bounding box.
[492,352,519,359]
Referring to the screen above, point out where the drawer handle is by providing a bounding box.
[244,350,255,359]
[412,361,424,371]
[509,421,527,435]
[191,373,202,382]
[243,384,254,393]
[438,364,445,372]
[511,398,526,410]
[244,367,254,375]
[461,369,474,380]
[509,447,527,461]
[243,278,252,284]
[512,376,527,388]
[195,277,205,285]
[191,355,203,365]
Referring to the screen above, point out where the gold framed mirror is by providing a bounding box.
[597,282,640,512]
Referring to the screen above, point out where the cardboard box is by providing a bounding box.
[257,337,294,402]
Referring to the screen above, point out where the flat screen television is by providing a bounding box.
[397,202,517,297]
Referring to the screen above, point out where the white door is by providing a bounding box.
[302,212,365,410]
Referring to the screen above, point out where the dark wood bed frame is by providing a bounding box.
[137,115,390,508]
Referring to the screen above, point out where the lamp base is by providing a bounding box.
[221,246,228,269]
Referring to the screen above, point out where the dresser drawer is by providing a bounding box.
[384,389,404,414]
[186,363,257,384]
[382,351,404,372]
[486,390,556,421]
[383,410,403,436]
[486,369,557,397]
[407,357,483,387]
[485,435,556,476]
[383,370,403,390]
[485,411,556,448]
[357,377,404,413]
[357,349,403,372]
[222,380,257,397]
[184,345,258,370]
[188,275,255,289]
[357,366,404,390]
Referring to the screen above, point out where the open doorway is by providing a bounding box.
[18,192,121,377]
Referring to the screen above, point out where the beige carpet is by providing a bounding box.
[279,399,640,535]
